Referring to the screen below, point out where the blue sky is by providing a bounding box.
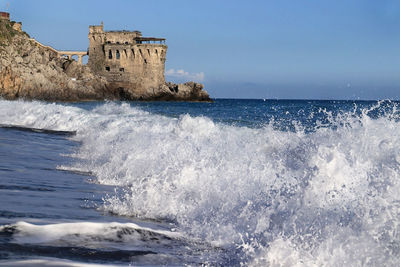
[1,0,400,99]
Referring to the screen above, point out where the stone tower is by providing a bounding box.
[88,22,167,97]
[88,22,106,73]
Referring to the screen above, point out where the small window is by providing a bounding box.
[116,50,120,59]
[108,50,112,59]
[125,42,129,45]
[131,49,135,58]
[144,59,147,64]
[105,66,110,71]
[147,49,150,56]
[119,68,124,72]
[116,42,120,44]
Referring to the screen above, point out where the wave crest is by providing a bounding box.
[1,100,399,265]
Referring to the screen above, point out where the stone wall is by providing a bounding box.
[104,31,141,43]
[103,43,167,88]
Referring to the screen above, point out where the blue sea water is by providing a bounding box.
[0,99,399,266]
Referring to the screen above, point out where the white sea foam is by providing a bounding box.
[1,99,400,265]
[0,221,181,252]
[0,258,120,267]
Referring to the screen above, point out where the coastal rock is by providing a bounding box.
[0,66,23,98]
[0,25,112,101]
[110,81,211,101]
[0,19,211,102]
[162,82,210,101]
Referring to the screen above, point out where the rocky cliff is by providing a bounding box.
[0,19,211,102]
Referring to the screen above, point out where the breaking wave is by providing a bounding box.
[1,99,400,265]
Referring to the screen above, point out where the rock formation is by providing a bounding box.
[0,18,211,102]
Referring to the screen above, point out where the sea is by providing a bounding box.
[0,99,399,266]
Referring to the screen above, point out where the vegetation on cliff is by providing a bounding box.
[0,20,28,46]
[0,20,15,46]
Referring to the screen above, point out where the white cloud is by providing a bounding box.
[165,68,205,82]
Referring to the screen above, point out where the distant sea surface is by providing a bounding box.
[0,99,399,266]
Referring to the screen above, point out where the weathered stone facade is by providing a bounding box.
[88,23,168,98]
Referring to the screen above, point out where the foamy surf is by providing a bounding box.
[0,221,218,265]
[1,99,399,266]
[0,221,181,247]
[0,258,120,267]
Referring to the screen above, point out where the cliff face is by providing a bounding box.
[0,19,211,102]
[0,20,113,101]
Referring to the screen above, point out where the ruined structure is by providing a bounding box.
[88,22,168,98]
[0,13,211,102]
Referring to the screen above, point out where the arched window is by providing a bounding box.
[108,50,112,59]
[116,50,120,59]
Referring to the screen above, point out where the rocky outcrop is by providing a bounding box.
[109,81,211,101]
[0,19,211,102]
[0,27,112,101]
[159,82,211,101]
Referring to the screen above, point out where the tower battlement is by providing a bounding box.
[89,22,104,34]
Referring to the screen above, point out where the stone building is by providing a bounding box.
[0,12,9,21]
[88,22,167,96]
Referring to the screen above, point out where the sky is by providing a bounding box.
[1,0,400,100]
